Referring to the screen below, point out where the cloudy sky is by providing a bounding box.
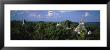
[11,10,100,22]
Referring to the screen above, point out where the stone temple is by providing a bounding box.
[74,16,91,35]
[22,19,25,26]
[74,17,87,34]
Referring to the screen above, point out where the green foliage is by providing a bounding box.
[11,20,100,40]
[79,30,86,40]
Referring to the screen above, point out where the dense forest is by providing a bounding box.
[11,20,100,40]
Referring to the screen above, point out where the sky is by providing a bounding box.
[11,10,100,22]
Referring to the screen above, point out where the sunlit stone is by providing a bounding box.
[88,31,92,35]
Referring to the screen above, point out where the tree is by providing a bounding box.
[64,20,72,28]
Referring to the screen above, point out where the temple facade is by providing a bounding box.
[74,16,91,35]
[74,17,87,34]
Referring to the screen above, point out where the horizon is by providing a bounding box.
[11,20,100,23]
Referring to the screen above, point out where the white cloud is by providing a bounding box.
[59,10,74,13]
[85,12,89,17]
[59,11,66,13]
[28,13,42,18]
[19,11,25,14]
[48,10,53,17]
[29,13,36,17]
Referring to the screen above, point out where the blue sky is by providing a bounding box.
[11,10,100,22]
